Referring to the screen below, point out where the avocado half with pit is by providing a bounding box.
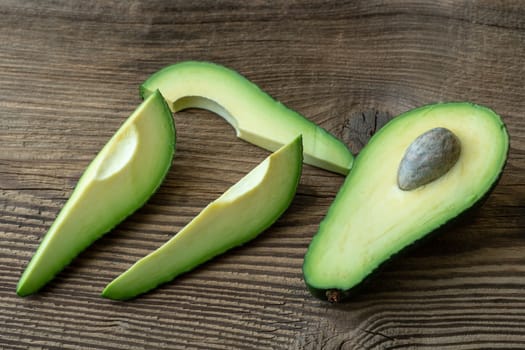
[102,136,303,300]
[17,91,175,296]
[303,102,509,303]
[140,61,353,175]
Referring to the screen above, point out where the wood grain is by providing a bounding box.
[1,0,524,349]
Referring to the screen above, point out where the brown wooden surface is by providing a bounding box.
[1,1,524,349]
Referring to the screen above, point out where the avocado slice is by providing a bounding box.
[102,136,303,300]
[140,61,352,175]
[303,102,509,303]
[17,91,175,296]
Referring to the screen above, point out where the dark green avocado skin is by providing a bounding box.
[304,107,509,304]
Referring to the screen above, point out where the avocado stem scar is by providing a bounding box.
[326,289,341,303]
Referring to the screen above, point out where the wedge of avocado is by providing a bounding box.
[102,136,303,300]
[303,102,509,303]
[17,91,175,296]
[140,61,352,175]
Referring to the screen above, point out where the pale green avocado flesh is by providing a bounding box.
[303,102,509,302]
[17,91,175,296]
[102,136,303,300]
[140,61,352,175]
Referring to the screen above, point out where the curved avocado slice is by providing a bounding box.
[102,136,303,300]
[17,91,175,296]
[140,61,352,175]
[303,102,509,303]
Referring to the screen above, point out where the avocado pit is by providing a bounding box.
[398,127,461,191]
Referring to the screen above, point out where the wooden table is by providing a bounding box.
[1,1,524,349]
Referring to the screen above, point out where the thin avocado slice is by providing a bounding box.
[17,91,175,296]
[140,61,352,175]
[303,102,509,303]
[102,136,303,300]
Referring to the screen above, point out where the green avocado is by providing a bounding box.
[17,91,175,296]
[140,61,352,175]
[303,102,509,303]
[102,136,303,300]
